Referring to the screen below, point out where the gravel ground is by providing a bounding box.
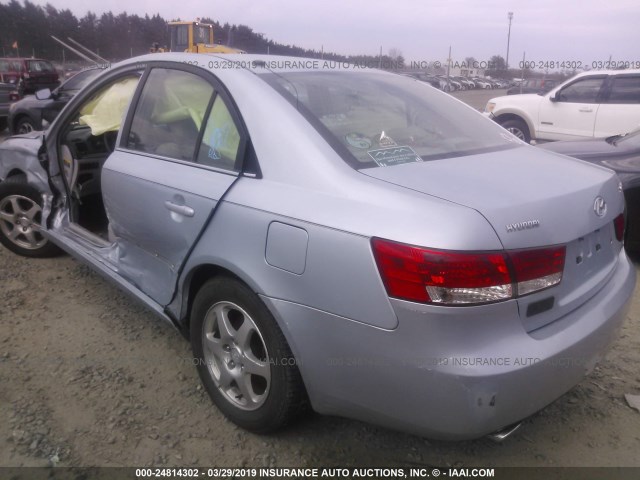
[2,86,640,469]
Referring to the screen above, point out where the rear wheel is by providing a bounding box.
[0,180,61,257]
[500,118,531,143]
[0,118,7,132]
[190,277,308,433]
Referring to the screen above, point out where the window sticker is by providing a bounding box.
[345,132,372,149]
[207,125,232,161]
[367,146,423,167]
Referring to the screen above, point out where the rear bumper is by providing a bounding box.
[263,249,635,440]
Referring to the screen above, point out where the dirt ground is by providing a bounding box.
[1,245,640,469]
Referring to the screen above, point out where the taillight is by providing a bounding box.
[509,246,565,296]
[614,213,625,242]
[372,238,566,306]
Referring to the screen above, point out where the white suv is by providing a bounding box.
[484,69,640,143]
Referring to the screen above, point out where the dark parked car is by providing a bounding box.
[0,57,60,95]
[507,78,557,95]
[0,82,20,132]
[403,72,440,89]
[540,129,640,250]
[8,67,103,134]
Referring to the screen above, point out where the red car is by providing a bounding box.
[0,57,60,94]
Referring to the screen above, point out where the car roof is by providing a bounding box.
[0,57,51,62]
[112,53,394,76]
[572,68,640,77]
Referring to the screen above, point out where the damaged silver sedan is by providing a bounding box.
[0,53,635,440]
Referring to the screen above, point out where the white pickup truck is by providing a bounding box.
[484,69,640,143]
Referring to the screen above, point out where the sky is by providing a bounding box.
[24,0,640,67]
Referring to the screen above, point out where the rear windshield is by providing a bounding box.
[27,60,56,73]
[260,71,518,169]
[0,59,22,72]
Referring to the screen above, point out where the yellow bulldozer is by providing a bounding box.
[162,20,245,54]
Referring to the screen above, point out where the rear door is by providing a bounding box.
[101,65,247,305]
[594,74,640,137]
[537,75,606,140]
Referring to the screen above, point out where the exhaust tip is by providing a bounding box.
[487,422,522,443]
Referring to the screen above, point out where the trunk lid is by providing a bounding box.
[361,145,625,331]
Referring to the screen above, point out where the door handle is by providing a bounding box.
[579,108,593,113]
[164,201,195,217]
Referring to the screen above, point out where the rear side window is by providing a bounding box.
[196,95,241,170]
[557,77,605,103]
[127,68,214,161]
[0,60,22,72]
[606,76,640,104]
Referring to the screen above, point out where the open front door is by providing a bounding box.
[100,66,246,305]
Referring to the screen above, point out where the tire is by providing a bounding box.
[499,118,531,143]
[15,116,37,135]
[0,117,7,132]
[190,276,308,433]
[0,180,62,257]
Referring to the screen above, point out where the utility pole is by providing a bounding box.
[506,12,514,71]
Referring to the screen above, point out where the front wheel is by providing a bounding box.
[499,118,531,143]
[190,277,308,433]
[0,181,61,257]
[15,116,37,135]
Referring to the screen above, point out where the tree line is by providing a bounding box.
[0,0,406,67]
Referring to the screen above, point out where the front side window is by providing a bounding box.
[556,77,605,103]
[171,25,189,52]
[127,68,214,161]
[78,76,140,136]
[261,71,518,169]
[606,76,640,104]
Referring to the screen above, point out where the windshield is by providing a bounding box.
[62,69,101,91]
[261,71,518,169]
[195,25,211,44]
[617,129,640,148]
[0,59,22,72]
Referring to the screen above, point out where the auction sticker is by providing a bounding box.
[368,146,422,167]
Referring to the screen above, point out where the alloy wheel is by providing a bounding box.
[201,301,271,410]
[0,194,47,250]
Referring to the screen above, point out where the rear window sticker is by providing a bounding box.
[345,132,372,149]
[367,146,423,167]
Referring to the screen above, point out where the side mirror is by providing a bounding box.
[35,88,52,100]
[549,91,560,102]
